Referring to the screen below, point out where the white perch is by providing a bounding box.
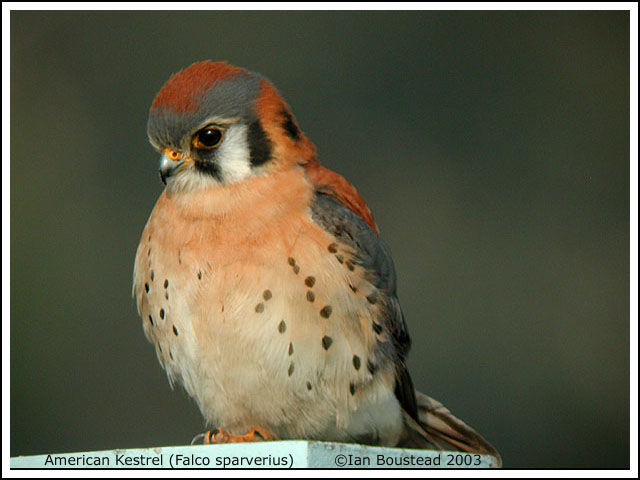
[10,441,500,469]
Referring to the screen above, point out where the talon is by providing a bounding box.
[245,427,273,442]
[191,432,206,445]
[193,426,274,444]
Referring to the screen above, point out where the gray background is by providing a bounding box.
[10,11,630,468]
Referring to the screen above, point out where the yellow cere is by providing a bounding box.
[164,149,183,162]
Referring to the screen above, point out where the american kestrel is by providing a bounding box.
[133,60,500,461]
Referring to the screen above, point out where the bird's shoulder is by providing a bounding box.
[304,161,378,234]
[305,163,417,420]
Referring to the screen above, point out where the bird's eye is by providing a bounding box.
[193,126,224,149]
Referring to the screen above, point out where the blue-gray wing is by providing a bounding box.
[310,192,417,419]
[310,193,501,459]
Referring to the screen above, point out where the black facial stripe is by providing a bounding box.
[247,119,273,167]
[281,109,300,141]
[194,160,222,180]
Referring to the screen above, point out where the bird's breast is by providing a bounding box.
[132,168,398,440]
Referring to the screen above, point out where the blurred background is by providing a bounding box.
[10,10,630,468]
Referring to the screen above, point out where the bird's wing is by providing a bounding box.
[306,165,500,463]
[304,161,379,233]
[306,166,418,422]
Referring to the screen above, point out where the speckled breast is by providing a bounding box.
[132,173,399,441]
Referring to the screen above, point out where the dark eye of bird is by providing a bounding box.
[194,126,223,149]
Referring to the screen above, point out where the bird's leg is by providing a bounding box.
[192,427,274,445]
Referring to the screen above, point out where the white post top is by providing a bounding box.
[10,441,500,469]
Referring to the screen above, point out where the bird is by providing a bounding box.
[132,60,501,462]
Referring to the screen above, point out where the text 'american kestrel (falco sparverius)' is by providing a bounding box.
[132,60,500,462]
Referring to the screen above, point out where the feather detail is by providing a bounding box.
[304,161,378,234]
[151,60,248,112]
[400,391,502,467]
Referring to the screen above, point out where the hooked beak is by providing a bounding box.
[159,150,187,185]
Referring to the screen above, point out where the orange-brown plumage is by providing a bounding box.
[304,161,378,234]
[152,61,247,112]
[253,78,378,233]
[254,80,317,165]
[136,61,501,464]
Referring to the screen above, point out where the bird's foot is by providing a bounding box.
[191,427,274,445]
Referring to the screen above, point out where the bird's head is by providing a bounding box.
[147,61,316,191]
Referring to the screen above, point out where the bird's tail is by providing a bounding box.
[399,390,502,467]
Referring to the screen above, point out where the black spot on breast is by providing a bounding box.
[345,260,355,271]
[305,276,315,288]
[148,315,154,326]
[288,363,295,376]
[150,270,154,281]
[144,283,149,293]
[255,303,265,313]
[197,271,202,280]
[278,320,287,333]
[288,342,294,356]
[349,284,358,293]
[306,291,315,302]
[372,322,383,334]
[322,336,333,350]
[349,382,356,395]
[336,255,344,264]
[353,355,361,370]
[293,265,300,274]
[164,279,169,289]
[367,294,377,304]
[328,243,338,253]
[248,119,273,167]
[263,290,272,301]
[306,382,313,391]
[281,109,301,141]
[288,257,296,266]
[320,306,332,318]
[160,308,165,319]
[173,325,178,336]
[165,292,169,300]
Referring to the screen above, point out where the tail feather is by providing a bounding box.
[399,391,502,467]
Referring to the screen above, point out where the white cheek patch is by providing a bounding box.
[215,124,252,183]
[166,124,256,193]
